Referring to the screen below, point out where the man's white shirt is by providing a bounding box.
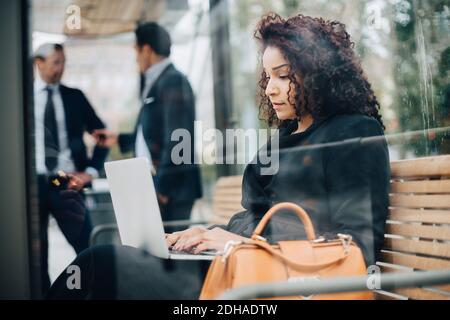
[33,75,98,177]
[135,58,172,166]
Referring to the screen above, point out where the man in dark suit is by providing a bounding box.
[33,43,109,293]
[94,22,202,231]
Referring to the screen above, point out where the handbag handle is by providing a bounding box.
[252,202,316,241]
[245,239,350,272]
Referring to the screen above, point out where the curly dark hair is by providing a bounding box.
[254,13,384,129]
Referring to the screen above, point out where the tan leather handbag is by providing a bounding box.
[200,202,373,300]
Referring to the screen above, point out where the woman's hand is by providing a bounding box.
[179,227,248,254]
[165,226,208,249]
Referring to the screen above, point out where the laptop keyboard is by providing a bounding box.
[169,248,218,256]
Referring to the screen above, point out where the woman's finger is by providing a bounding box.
[173,236,193,251]
[172,228,203,250]
[166,233,180,248]
[171,232,188,249]
[180,229,218,251]
[193,242,210,254]
[179,234,204,251]
[172,239,184,251]
[172,234,192,250]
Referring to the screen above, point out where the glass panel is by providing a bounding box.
[227,0,450,160]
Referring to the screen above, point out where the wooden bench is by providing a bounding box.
[209,175,244,225]
[376,155,450,300]
[211,155,450,300]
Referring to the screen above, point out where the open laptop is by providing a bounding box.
[104,157,216,260]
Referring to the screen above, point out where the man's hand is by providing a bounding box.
[92,129,118,148]
[171,227,248,254]
[68,172,92,191]
[166,226,208,249]
[157,193,169,205]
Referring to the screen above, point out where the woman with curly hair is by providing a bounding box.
[47,13,390,299]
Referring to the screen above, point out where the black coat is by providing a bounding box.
[225,114,390,266]
[59,85,108,172]
[118,64,202,203]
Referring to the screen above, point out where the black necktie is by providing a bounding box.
[44,86,59,171]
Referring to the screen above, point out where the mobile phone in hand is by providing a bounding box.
[48,170,71,191]
[98,133,107,143]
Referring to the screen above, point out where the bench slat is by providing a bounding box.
[389,194,450,209]
[213,189,242,196]
[376,263,411,273]
[211,176,243,226]
[388,208,450,224]
[212,203,244,212]
[374,291,406,300]
[208,215,233,225]
[391,180,450,194]
[214,185,240,192]
[386,223,450,241]
[215,176,243,188]
[212,195,242,203]
[213,200,244,208]
[390,155,450,178]
[380,251,450,270]
[372,270,450,299]
[213,208,241,217]
[212,209,242,218]
[383,238,450,259]
[378,260,450,292]
[394,288,450,300]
